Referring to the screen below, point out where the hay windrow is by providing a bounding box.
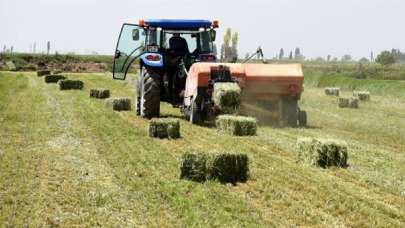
[105,98,131,111]
[44,75,67,83]
[213,82,241,114]
[325,87,340,96]
[90,89,110,99]
[297,137,348,168]
[216,115,257,136]
[149,118,180,139]
[353,91,370,101]
[180,152,249,184]
[37,70,51,76]
[58,80,84,90]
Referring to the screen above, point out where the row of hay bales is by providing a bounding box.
[325,87,371,109]
[39,70,85,90]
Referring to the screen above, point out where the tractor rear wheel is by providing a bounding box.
[140,70,160,119]
[136,77,141,116]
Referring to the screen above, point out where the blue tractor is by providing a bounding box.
[113,19,218,119]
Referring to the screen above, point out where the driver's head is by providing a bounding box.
[173,33,180,37]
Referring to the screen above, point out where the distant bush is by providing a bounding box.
[376,51,396,66]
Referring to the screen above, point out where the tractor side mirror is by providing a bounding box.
[210,30,216,42]
[132,29,140,41]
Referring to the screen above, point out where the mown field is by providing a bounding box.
[0,70,404,227]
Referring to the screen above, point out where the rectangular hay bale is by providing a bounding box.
[149,118,180,139]
[37,70,51,76]
[213,82,241,114]
[349,97,359,109]
[216,115,257,136]
[105,97,131,111]
[58,80,84,90]
[338,97,349,108]
[90,88,110,99]
[325,87,340,96]
[180,152,249,184]
[297,137,348,168]
[353,91,370,101]
[44,75,66,83]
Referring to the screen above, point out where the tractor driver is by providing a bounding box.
[169,33,189,56]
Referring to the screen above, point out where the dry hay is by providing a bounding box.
[213,82,241,114]
[216,115,257,136]
[349,98,359,109]
[338,97,359,109]
[325,87,340,96]
[297,137,348,168]
[58,80,84,90]
[105,98,131,111]
[37,70,51,76]
[180,152,249,184]
[5,61,16,71]
[149,118,180,139]
[353,91,370,101]
[90,89,110,99]
[44,75,67,83]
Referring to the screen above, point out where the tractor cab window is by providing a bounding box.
[163,33,197,54]
[162,31,213,55]
[199,31,213,54]
[146,28,161,46]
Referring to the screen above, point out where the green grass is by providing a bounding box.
[0,71,404,226]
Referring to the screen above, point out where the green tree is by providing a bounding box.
[221,28,239,62]
[279,48,284,60]
[289,51,293,60]
[376,51,396,66]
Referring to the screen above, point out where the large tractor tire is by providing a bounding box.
[136,77,141,116]
[139,69,160,119]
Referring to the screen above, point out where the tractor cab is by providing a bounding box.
[113,19,218,79]
[113,19,218,118]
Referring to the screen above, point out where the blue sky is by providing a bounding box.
[1,0,404,59]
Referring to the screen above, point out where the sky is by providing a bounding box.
[1,0,404,60]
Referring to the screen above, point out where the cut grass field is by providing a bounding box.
[0,71,404,227]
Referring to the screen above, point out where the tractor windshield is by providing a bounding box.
[162,30,213,54]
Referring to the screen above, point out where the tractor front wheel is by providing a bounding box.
[139,69,160,119]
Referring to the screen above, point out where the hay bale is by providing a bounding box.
[90,89,110,99]
[338,97,349,108]
[105,97,131,111]
[5,61,16,71]
[353,91,370,101]
[297,137,348,168]
[325,87,340,96]
[216,115,257,136]
[180,152,249,184]
[44,75,66,83]
[213,82,241,114]
[58,80,84,90]
[53,70,63,75]
[37,70,51,76]
[206,153,249,183]
[349,98,359,109]
[180,153,208,182]
[149,118,180,139]
[338,97,359,109]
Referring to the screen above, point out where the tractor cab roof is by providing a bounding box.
[142,19,215,30]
